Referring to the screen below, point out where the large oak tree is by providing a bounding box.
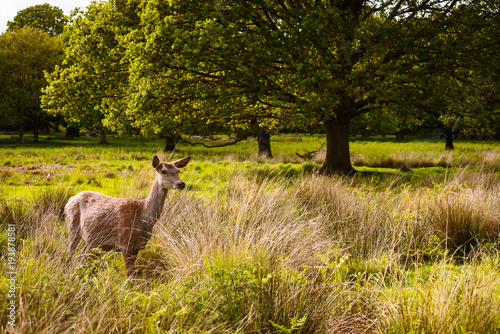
[44,0,498,173]
[129,0,497,174]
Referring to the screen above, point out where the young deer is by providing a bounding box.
[65,155,191,277]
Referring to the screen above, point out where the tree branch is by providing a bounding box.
[296,142,325,159]
[182,137,246,148]
[384,0,406,25]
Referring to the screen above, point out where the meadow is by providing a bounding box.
[1,132,499,333]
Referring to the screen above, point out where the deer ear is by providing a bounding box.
[152,156,160,169]
[173,156,191,168]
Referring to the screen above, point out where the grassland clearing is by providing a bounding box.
[1,133,499,333]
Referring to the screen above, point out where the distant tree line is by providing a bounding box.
[1,1,498,174]
[0,4,66,143]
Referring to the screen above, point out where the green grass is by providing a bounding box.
[1,132,499,333]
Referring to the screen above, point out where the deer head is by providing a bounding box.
[152,155,191,190]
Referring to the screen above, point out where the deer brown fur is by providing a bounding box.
[65,155,191,277]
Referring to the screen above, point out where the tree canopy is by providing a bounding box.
[43,0,499,174]
[7,3,67,37]
[0,27,63,142]
[42,1,136,143]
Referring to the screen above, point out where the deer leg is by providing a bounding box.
[123,251,138,278]
[66,211,82,264]
[67,230,82,264]
[78,244,90,265]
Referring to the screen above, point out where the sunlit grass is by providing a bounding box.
[0,133,499,333]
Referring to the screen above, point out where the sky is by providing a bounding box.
[0,0,94,33]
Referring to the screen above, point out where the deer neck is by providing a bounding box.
[143,174,168,229]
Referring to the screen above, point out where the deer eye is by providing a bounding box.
[161,170,167,174]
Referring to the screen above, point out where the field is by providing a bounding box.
[1,132,500,333]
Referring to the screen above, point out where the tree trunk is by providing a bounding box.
[18,125,24,144]
[33,126,39,143]
[65,126,80,138]
[99,128,107,144]
[321,114,355,175]
[257,128,273,158]
[445,129,454,150]
[163,135,179,152]
[396,131,404,141]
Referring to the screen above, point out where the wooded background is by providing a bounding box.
[0,0,498,174]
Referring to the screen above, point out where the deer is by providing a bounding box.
[65,155,191,278]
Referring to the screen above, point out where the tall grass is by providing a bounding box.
[1,162,499,332]
[381,260,500,333]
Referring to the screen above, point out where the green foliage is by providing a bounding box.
[271,315,308,333]
[42,0,499,173]
[42,0,140,137]
[7,4,67,37]
[378,1,500,143]
[0,27,63,142]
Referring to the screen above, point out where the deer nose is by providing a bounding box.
[177,181,185,189]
